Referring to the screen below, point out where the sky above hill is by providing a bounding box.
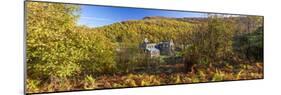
[78,5,207,27]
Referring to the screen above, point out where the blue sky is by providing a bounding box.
[77,5,207,27]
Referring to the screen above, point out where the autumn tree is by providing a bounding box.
[184,14,235,72]
[26,2,81,80]
[73,26,117,76]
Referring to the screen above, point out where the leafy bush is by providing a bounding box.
[184,15,235,69]
[26,79,40,93]
[234,26,263,62]
[83,75,96,89]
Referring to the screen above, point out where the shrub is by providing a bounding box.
[234,26,263,62]
[83,75,96,89]
[184,15,235,72]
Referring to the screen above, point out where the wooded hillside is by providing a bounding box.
[26,2,263,93]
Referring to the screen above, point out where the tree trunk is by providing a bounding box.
[184,54,196,73]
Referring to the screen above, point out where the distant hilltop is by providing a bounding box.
[143,16,208,24]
